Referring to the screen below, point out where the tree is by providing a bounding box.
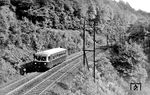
[21,33,30,45]
[35,0,48,7]
[87,5,96,21]
[10,0,33,10]
[30,34,38,51]
[52,13,60,29]
[0,0,10,6]
[0,33,8,48]
[127,21,148,44]
[109,42,148,83]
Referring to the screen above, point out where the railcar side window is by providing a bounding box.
[48,56,51,61]
[34,55,37,60]
[51,50,66,60]
[41,56,46,61]
[37,56,41,61]
[35,55,46,61]
[53,54,56,59]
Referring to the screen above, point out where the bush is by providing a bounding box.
[0,0,10,6]
[21,33,30,45]
[10,0,33,10]
[109,42,148,83]
[0,33,8,47]
[20,19,35,34]
[35,0,48,7]
[0,13,8,30]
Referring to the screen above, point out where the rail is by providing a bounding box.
[0,50,100,95]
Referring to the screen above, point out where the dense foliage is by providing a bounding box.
[109,42,148,83]
[0,0,150,92]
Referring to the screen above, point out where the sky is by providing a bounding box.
[115,0,150,13]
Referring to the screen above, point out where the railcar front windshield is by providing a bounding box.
[34,55,47,61]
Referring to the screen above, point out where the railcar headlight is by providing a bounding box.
[44,63,47,65]
[35,62,37,65]
[23,68,26,71]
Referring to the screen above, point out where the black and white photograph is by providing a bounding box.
[0,0,150,95]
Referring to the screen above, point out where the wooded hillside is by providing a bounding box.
[0,1,150,94]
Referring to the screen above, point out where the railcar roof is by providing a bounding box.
[35,48,66,56]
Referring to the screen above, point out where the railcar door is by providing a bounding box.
[47,56,53,69]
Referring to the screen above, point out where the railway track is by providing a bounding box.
[39,57,84,95]
[0,50,99,95]
[0,52,82,95]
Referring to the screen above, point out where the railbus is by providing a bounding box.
[20,48,67,74]
[34,48,67,70]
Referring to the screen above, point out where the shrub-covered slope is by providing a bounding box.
[0,1,150,94]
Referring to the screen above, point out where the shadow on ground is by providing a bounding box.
[56,82,69,90]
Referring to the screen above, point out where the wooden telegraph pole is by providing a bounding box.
[83,17,86,66]
[93,19,96,82]
[83,16,96,82]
